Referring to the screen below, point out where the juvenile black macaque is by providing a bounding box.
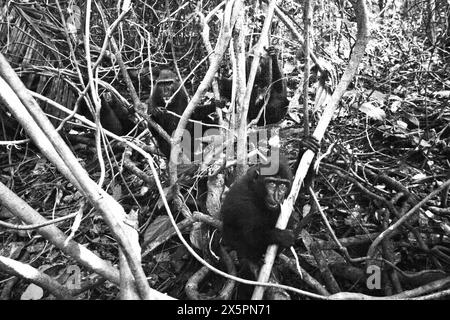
[221,136,319,258]
[147,69,218,160]
[220,154,294,299]
[220,46,289,126]
[221,155,295,262]
[221,137,319,298]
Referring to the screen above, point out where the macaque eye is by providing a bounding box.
[267,181,276,189]
[278,184,288,193]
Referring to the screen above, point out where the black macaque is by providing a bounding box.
[221,155,295,262]
[147,69,218,160]
[221,136,320,263]
[219,46,289,126]
[79,92,135,136]
[100,92,135,135]
[220,137,319,298]
[147,69,188,159]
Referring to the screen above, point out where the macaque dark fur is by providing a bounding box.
[147,69,217,159]
[220,46,289,126]
[100,93,135,135]
[221,155,295,262]
[79,92,134,136]
[221,136,319,264]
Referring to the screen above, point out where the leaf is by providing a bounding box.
[302,204,311,217]
[64,208,82,246]
[370,90,386,103]
[154,252,170,263]
[404,114,420,128]
[321,249,346,264]
[390,100,401,113]
[283,61,296,74]
[189,222,204,250]
[32,159,48,175]
[300,229,313,252]
[0,242,25,259]
[412,136,431,148]
[377,124,392,131]
[396,120,408,130]
[142,215,172,245]
[21,284,44,300]
[411,173,427,181]
[111,183,122,200]
[358,102,386,120]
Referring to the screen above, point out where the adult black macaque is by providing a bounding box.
[220,46,289,126]
[147,69,217,160]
